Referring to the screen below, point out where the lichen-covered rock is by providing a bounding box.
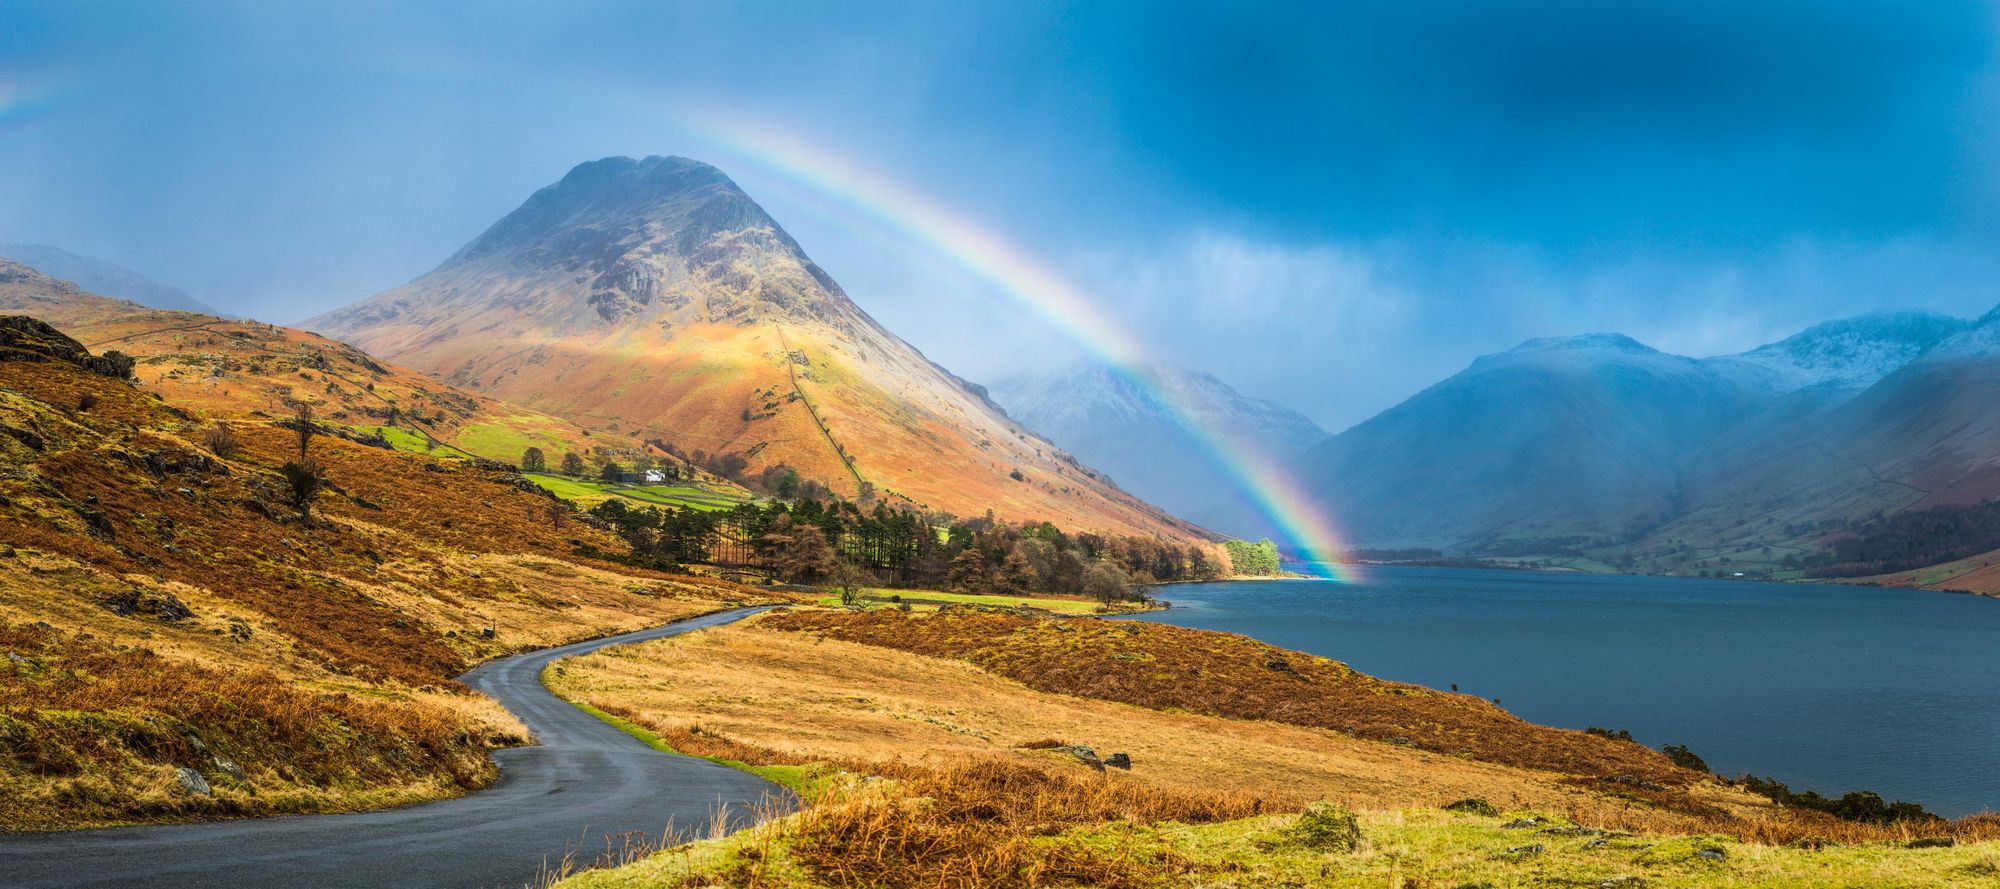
[175,767,212,797]
[1284,800,1363,852]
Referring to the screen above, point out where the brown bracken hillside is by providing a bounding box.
[0,313,770,830]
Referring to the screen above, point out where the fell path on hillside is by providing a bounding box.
[0,607,790,889]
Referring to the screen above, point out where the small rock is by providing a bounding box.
[1051,745,1103,771]
[1907,837,1956,849]
[1598,877,1645,888]
[5,651,24,664]
[213,756,246,782]
[175,767,212,797]
[1103,752,1131,770]
[1502,843,1544,858]
[1444,798,1497,816]
[1541,826,1604,837]
[1501,817,1544,829]
[1285,801,1363,852]
[1583,837,1610,850]
[480,626,496,640]
[176,487,195,496]
[1695,847,1726,861]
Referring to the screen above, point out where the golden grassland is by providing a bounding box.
[0,278,634,466]
[0,354,781,829]
[543,608,2000,888]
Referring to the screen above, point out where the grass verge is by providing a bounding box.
[548,669,814,796]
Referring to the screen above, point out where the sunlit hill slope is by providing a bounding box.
[0,273,769,830]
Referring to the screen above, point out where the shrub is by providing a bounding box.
[280,460,324,520]
[1663,743,1710,772]
[203,424,241,459]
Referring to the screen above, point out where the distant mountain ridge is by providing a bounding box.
[0,243,221,316]
[990,363,1327,519]
[309,156,1206,542]
[1208,309,2000,571]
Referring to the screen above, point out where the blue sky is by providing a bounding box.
[3,0,1998,430]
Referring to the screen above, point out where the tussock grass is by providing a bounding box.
[763,608,1690,787]
[0,622,507,829]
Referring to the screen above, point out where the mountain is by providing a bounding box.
[1238,308,2000,575]
[990,363,1326,519]
[1708,311,1969,392]
[307,156,1204,541]
[0,243,222,315]
[1649,310,2000,562]
[1236,333,1777,549]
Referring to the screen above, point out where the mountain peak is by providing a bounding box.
[0,244,219,316]
[1720,310,1971,390]
[447,155,791,269]
[1507,332,1656,355]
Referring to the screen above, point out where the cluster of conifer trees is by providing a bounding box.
[584,495,1229,599]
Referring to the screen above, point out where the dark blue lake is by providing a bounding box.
[1128,567,2000,816]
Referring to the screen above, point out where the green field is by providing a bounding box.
[449,416,578,463]
[523,473,756,512]
[347,424,435,455]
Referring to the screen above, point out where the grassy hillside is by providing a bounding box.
[0,317,777,829]
[0,260,646,470]
[539,607,1997,888]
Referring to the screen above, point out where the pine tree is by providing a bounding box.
[946,548,988,593]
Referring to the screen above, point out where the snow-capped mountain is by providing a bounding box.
[1234,308,2000,554]
[1707,311,1969,391]
[991,363,1327,521]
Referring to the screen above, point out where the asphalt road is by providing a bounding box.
[0,607,792,889]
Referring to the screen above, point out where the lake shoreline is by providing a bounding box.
[1134,565,1999,817]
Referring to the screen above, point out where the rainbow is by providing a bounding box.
[0,75,59,134]
[685,113,1359,581]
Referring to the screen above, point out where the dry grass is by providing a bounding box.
[545,620,2000,888]
[0,354,777,828]
[546,620,1675,817]
[755,608,2000,847]
[0,622,508,829]
[761,608,1691,784]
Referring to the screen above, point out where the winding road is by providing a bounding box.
[0,607,791,889]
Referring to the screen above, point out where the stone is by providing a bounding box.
[1103,752,1131,770]
[212,756,246,782]
[1583,837,1610,850]
[1502,843,1545,858]
[1051,745,1102,771]
[175,767,212,797]
[1695,847,1726,861]
[1444,798,1498,816]
[5,651,23,664]
[1285,801,1363,852]
[1598,878,1645,888]
[1907,837,1956,849]
[1501,817,1544,829]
